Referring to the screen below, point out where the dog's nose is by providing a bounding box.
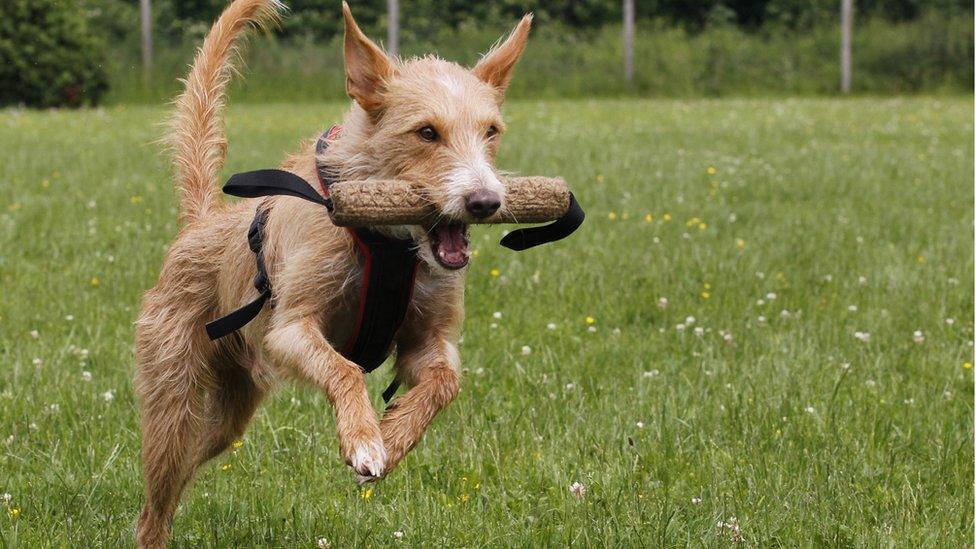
[464,190,501,219]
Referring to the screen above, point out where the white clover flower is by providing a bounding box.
[492,311,502,319]
[685,316,696,325]
[32,358,42,367]
[693,326,704,336]
[756,299,765,306]
[1,493,10,502]
[643,370,660,378]
[636,421,645,429]
[691,496,702,504]
[948,277,959,285]
[756,271,765,279]
[587,326,597,333]
[766,292,777,300]
[723,332,733,343]
[569,481,586,499]
[546,322,557,330]
[823,274,833,282]
[757,316,767,324]
[393,531,404,540]
[780,309,791,319]
[913,330,925,344]
[804,406,816,414]
[848,305,858,312]
[29,330,39,339]
[101,390,115,402]
[854,331,870,343]
[657,297,669,309]
[676,324,686,332]
[65,315,74,321]
[945,318,955,326]
[49,403,59,412]
[521,345,532,356]
[841,362,851,370]
[728,213,737,223]
[317,537,331,548]
[858,276,867,285]
[475,368,484,376]
[565,383,576,391]
[489,323,498,329]
[81,371,92,382]
[865,379,876,387]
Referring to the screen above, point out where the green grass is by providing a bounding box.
[0,97,972,546]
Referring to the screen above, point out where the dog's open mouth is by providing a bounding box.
[429,224,469,270]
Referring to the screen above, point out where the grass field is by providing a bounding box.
[0,97,972,546]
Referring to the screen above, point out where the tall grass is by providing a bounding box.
[105,12,973,104]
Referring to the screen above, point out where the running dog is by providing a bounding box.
[134,0,532,546]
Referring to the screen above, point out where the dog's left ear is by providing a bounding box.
[343,1,393,112]
[472,14,533,97]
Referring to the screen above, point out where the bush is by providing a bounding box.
[0,0,109,108]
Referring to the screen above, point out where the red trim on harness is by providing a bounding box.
[344,228,373,355]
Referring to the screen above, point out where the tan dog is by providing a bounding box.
[133,0,531,546]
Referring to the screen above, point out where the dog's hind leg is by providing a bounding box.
[133,306,214,549]
[196,344,266,465]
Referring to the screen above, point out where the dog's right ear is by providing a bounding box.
[342,2,393,112]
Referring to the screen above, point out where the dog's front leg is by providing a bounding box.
[265,317,386,478]
[378,332,461,477]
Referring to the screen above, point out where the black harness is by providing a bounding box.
[205,126,584,402]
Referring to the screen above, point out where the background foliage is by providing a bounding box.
[0,0,970,107]
[0,0,108,108]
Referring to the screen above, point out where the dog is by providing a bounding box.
[133,0,532,546]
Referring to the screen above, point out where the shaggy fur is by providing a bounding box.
[133,1,531,546]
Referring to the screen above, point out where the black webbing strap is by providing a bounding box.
[204,208,271,340]
[224,169,332,209]
[499,192,586,251]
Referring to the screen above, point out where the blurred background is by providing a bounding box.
[0,0,972,108]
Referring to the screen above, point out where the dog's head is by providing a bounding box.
[339,2,531,272]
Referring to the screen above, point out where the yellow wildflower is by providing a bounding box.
[130,195,143,204]
[457,494,470,503]
[471,249,480,257]
[489,268,501,278]
[7,202,21,212]
[644,213,653,223]
[964,362,972,370]
[916,255,926,264]
[232,439,244,449]
[608,211,617,220]
[735,238,746,249]
[361,487,373,500]
[7,507,20,518]
[90,277,100,287]
[221,463,232,471]
[698,222,706,231]
[41,179,50,188]
[596,174,605,183]
[700,291,710,299]
[703,282,711,290]
[585,316,596,325]
[663,213,672,222]
[621,212,630,220]
[706,166,717,175]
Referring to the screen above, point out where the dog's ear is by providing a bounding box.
[342,2,393,112]
[471,14,533,97]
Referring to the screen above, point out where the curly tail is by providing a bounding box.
[169,0,284,224]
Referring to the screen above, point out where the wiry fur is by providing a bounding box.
[134,1,531,547]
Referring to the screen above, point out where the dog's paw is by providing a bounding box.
[356,473,380,486]
[347,438,387,478]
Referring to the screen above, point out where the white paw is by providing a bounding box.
[349,439,387,478]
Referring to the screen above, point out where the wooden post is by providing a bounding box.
[140,0,153,82]
[840,0,852,93]
[623,0,634,82]
[387,0,399,58]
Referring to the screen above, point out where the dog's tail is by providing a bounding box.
[169,0,284,224]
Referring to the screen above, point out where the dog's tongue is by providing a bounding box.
[434,225,468,268]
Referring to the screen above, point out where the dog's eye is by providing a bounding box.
[418,126,438,141]
[486,125,499,139]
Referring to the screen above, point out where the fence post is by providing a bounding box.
[623,0,634,82]
[840,0,852,93]
[387,0,399,58]
[140,0,153,82]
